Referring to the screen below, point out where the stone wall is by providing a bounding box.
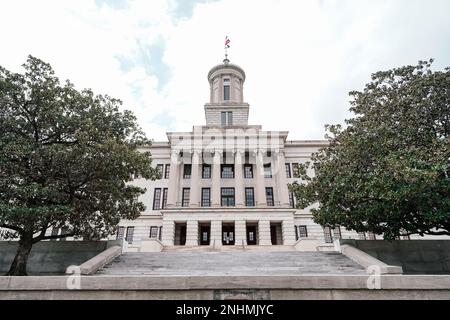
[0,240,121,275]
[341,240,450,274]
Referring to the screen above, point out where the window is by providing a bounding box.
[289,191,295,208]
[221,111,233,126]
[223,78,230,101]
[285,163,291,178]
[150,226,159,238]
[265,187,274,206]
[367,232,376,240]
[292,163,300,178]
[182,188,190,207]
[245,188,255,207]
[323,227,333,243]
[164,164,171,179]
[264,164,272,178]
[152,188,161,210]
[244,164,253,178]
[298,226,308,238]
[201,188,211,207]
[183,164,192,179]
[125,226,134,244]
[358,232,366,240]
[162,188,168,209]
[333,226,342,239]
[156,164,164,178]
[159,226,162,241]
[221,188,235,207]
[221,164,234,179]
[202,164,211,179]
[116,226,125,240]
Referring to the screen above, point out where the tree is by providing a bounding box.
[290,60,450,240]
[0,56,159,275]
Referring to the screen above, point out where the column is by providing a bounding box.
[161,220,175,246]
[234,150,245,207]
[189,151,201,207]
[167,152,180,207]
[282,219,296,245]
[234,220,247,246]
[255,150,267,207]
[185,220,199,246]
[258,220,271,245]
[276,151,290,207]
[212,151,221,207]
[211,220,222,247]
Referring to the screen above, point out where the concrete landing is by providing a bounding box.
[97,251,366,276]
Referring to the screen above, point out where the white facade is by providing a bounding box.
[114,58,447,251]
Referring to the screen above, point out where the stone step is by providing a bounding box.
[98,251,366,276]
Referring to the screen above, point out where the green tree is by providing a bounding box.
[290,60,450,240]
[0,56,158,275]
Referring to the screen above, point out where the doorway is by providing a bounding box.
[270,222,282,245]
[174,222,186,246]
[199,222,211,246]
[222,223,235,245]
[246,223,258,245]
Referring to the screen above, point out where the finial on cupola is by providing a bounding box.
[224,36,230,64]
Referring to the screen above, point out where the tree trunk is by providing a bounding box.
[6,236,33,276]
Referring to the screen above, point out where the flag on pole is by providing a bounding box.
[225,36,230,48]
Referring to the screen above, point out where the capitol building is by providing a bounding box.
[114,56,373,252]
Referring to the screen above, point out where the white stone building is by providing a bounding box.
[114,57,371,252]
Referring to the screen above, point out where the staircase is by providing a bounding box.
[97,251,366,276]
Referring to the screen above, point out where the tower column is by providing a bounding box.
[167,152,180,207]
[276,150,290,207]
[234,220,247,246]
[185,220,199,246]
[211,220,222,247]
[258,220,271,245]
[282,219,296,245]
[189,151,201,207]
[255,150,267,207]
[161,220,175,246]
[212,151,222,207]
[234,150,245,207]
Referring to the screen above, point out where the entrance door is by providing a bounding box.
[270,225,277,245]
[180,226,186,245]
[200,226,210,245]
[222,226,235,245]
[247,226,257,245]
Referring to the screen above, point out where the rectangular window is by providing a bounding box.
[367,232,376,240]
[333,226,342,239]
[221,111,233,126]
[289,191,295,208]
[202,164,211,179]
[162,188,168,209]
[285,163,291,178]
[116,226,125,240]
[298,226,308,238]
[245,188,255,207]
[221,164,234,179]
[223,79,230,101]
[295,226,299,240]
[221,188,235,207]
[244,164,253,178]
[292,163,300,178]
[150,226,159,238]
[183,164,192,179]
[152,188,161,210]
[164,164,170,179]
[156,164,164,178]
[323,227,333,243]
[201,188,211,207]
[358,232,366,240]
[182,188,190,207]
[159,226,162,241]
[125,226,134,244]
[265,187,274,206]
[264,164,272,178]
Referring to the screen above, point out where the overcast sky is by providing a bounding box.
[1,0,449,141]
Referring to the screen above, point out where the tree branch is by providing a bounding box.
[35,233,75,242]
[0,224,23,233]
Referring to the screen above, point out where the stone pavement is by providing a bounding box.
[97,251,366,276]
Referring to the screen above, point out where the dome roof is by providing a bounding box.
[207,59,246,83]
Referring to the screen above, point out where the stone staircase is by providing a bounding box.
[97,251,366,276]
[162,245,297,252]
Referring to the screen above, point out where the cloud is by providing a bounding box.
[1,0,449,142]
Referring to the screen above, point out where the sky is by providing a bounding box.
[1,0,449,141]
